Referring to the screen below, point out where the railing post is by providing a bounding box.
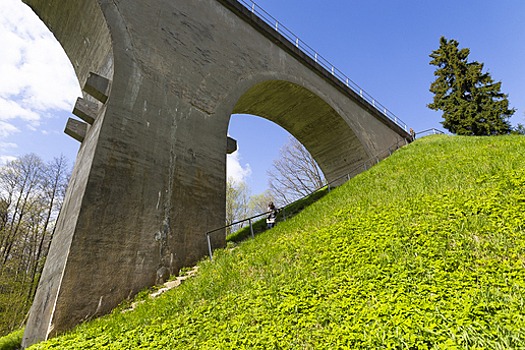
[206,233,213,261]
[249,218,254,238]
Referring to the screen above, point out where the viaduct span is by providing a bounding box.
[22,0,410,346]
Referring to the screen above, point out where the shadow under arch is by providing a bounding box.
[231,79,369,185]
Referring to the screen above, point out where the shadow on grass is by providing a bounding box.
[226,187,329,244]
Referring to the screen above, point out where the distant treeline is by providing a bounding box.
[0,154,70,336]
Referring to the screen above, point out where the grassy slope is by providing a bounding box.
[27,135,525,349]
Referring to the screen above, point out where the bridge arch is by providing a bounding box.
[227,79,369,185]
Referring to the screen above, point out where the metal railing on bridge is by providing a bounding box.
[236,0,408,133]
[205,136,412,260]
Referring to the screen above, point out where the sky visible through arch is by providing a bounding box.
[0,0,524,195]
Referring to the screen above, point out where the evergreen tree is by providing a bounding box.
[428,37,514,135]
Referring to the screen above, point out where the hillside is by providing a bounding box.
[13,135,525,348]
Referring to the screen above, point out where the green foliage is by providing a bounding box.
[0,276,31,337]
[28,135,525,349]
[511,123,525,135]
[428,36,515,135]
[0,328,23,350]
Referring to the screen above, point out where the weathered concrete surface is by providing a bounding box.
[22,0,410,347]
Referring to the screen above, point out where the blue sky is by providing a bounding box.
[1,0,524,195]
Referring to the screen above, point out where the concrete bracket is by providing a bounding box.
[64,118,88,142]
[227,136,237,154]
[84,72,111,103]
[72,97,99,125]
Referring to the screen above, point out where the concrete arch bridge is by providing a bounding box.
[21,0,410,346]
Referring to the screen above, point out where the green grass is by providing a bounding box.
[24,135,525,349]
[0,328,23,350]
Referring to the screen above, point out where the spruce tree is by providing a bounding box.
[428,37,514,135]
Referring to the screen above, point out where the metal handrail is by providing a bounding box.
[206,210,274,260]
[205,136,412,260]
[207,210,271,237]
[236,0,408,132]
[415,128,445,138]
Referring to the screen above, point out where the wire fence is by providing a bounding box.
[236,0,408,133]
[205,136,412,260]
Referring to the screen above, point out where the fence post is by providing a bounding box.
[249,218,254,238]
[206,233,213,261]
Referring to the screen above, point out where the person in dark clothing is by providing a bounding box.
[266,202,278,229]
[409,128,416,141]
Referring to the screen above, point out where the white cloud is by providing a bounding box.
[0,141,17,151]
[0,141,17,164]
[0,121,19,138]
[0,155,17,165]
[0,97,40,122]
[227,151,251,184]
[0,0,81,142]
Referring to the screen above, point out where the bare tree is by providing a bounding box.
[0,154,43,266]
[248,190,275,216]
[27,155,70,302]
[267,136,325,205]
[0,154,70,335]
[225,177,250,234]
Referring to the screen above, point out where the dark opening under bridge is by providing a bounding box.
[22,0,410,346]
